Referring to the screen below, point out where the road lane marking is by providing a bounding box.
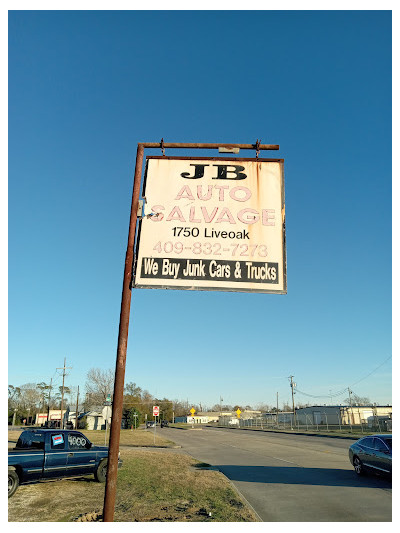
[225,443,298,465]
[269,456,298,465]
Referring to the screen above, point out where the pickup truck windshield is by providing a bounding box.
[16,431,45,450]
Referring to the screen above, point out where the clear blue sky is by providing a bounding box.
[8,10,392,409]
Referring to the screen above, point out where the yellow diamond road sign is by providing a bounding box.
[190,408,196,416]
[236,409,241,418]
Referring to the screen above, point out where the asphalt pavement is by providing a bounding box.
[161,426,392,522]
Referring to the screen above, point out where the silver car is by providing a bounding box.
[349,434,392,476]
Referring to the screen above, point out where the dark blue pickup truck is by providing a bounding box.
[8,429,122,498]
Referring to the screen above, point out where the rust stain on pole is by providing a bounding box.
[103,143,144,522]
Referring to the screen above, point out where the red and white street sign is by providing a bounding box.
[153,405,160,416]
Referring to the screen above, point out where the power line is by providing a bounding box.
[349,355,391,388]
[295,355,391,400]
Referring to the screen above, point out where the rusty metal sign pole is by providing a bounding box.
[102,141,279,522]
[102,143,144,522]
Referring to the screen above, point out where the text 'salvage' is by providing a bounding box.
[147,163,276,227]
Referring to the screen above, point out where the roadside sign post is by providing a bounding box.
[102,405,112,446]
[190,407,196,428]
[153,406,159,444]
[103,141,282,522]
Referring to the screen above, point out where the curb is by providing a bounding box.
[206,425,360,441]
[189,463,262,522]
[218,470,263,522]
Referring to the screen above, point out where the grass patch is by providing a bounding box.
[8,448,257,522]
[81,428,174,447]
[8,428,174,448]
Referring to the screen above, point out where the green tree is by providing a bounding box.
[8,385,21,409]
[36,382,50,411]
[158,399,173,421]
[126,407,141,428]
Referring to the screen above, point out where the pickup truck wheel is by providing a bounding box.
[8,469,19,498]
[94,460,108,483]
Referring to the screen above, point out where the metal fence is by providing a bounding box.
[217,413,391,434]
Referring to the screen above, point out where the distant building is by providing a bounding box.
[82,411,107,430]
[262,405,392,428]
[175,411,220,424]
[175,410,262,424]
[78,405,113,430]
[299,405,391,427]
[35,410,68,427]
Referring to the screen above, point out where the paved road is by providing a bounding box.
[161,426,392,522]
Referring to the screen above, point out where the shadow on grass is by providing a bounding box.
[193,462,212,469]
[20,475,99,488]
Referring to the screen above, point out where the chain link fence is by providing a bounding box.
[217,412,391,435]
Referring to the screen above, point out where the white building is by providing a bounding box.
[262,405,392,428]
[35,410,68,426]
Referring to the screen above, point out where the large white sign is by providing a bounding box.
[134,157,286,293]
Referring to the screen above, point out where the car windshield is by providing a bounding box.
[382,438,392,449]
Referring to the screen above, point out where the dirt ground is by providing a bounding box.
[8,436,257,522]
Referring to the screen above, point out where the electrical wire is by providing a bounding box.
[348,355,391,388]
[294,355,391,400]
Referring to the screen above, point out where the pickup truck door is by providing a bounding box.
[66,432,97,476]
[43,433,68,478]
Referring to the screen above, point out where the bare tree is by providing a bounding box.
[85,368,114,408]
[255,402,272,412]
[350,395,372,406]
[18,383,41,411]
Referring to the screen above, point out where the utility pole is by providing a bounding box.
[75,386,80,430]
[276,392,279,427]
[41,392,46,415]
[348,387,353,430]
[289,376,296,425]
[46,378,53,426]
[57,358,72,429]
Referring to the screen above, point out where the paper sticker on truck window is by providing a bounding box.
[52,434,64,446]
[68,434,86,448]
